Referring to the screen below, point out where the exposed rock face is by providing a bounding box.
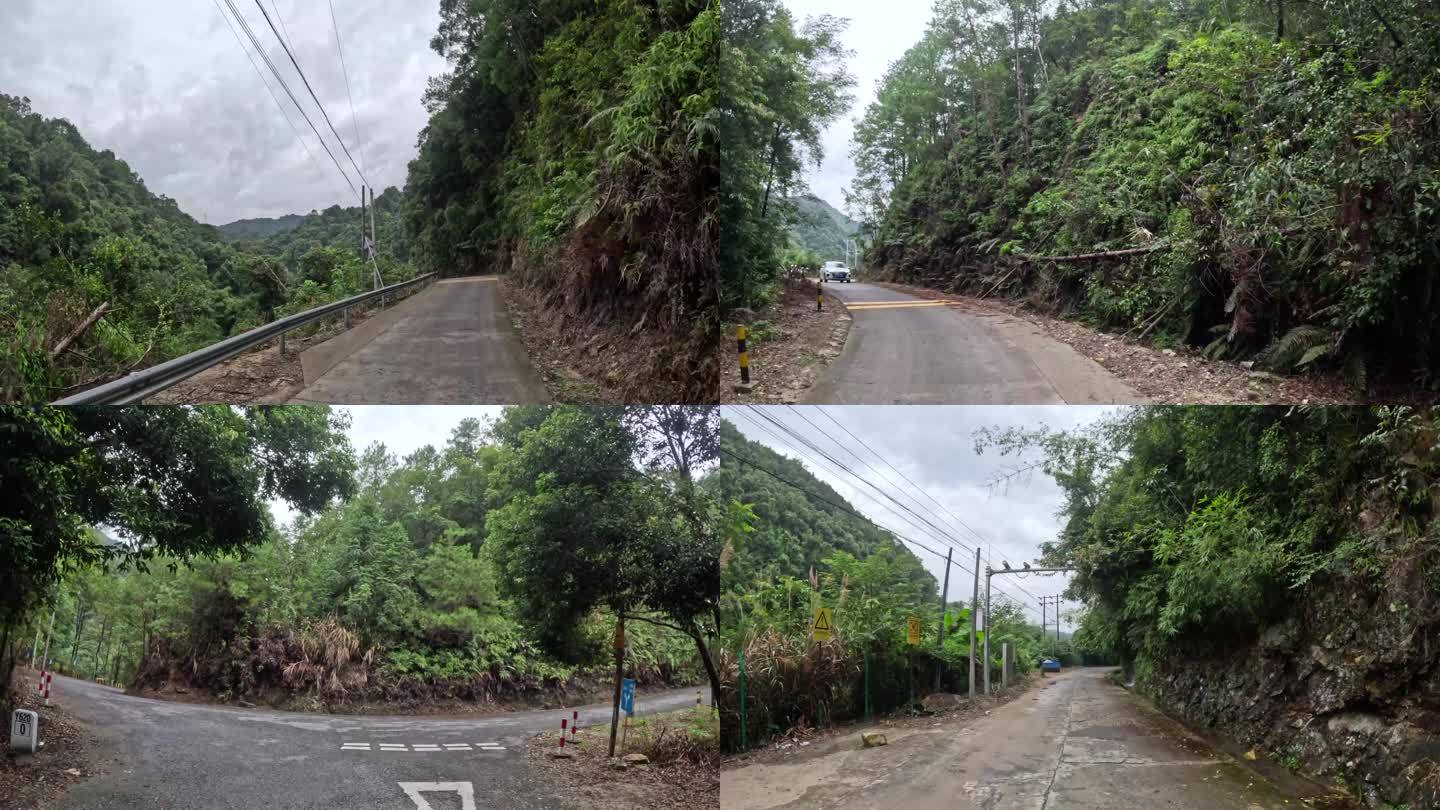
[1141,575,1440,808]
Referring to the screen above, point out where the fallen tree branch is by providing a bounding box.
[49,301,110,360]
[1015,244,1166,263]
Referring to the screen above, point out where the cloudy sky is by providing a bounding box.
[0,0,445,223]
[269,405,503,526]
[782,0,932,213]
[725,405,1123,632]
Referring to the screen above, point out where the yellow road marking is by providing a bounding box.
[843,300,952,310]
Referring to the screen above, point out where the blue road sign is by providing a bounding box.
[620,678,635,716]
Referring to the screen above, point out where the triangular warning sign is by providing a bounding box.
[811,607,833,641]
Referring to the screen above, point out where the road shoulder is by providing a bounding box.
[868,280,1357,404]
[721,280,850,404]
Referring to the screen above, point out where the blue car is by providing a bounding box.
[1040,658,1061,672]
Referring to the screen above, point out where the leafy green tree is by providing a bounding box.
[719,0,855,311]
[0,405,355,703]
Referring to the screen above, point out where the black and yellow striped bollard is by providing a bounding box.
[735,324,753,393]
[816,278,823,312]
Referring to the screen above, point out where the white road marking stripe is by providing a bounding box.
[443,744,472,749]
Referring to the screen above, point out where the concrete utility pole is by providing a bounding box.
[968,547,979,699]
[934,547,952,692]
[983,565,992,695]
[983,565,1077,693]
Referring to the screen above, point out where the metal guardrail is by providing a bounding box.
[53,273,437,405]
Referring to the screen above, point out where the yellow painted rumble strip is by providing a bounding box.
[843,300,952,310]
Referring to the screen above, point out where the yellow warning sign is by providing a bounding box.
[906,615,921,645]
[811,607,834,641]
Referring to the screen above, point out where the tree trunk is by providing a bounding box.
[1275,0,1285,41]
[759,123,783,220]
[92,617,110,679]
[689,622,720,709]
[1012,2,1030,156]
[69,610,90,673]
[607,614,626,758]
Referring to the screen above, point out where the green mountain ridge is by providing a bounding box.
[784,194,861,262]
[217,214,308,242]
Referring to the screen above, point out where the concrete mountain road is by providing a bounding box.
[48,673,704,809]
[721,668,1345,810]
[291,277,550,405]
[806,281,1143,404]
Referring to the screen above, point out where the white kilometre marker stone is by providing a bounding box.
[399,782,477,810]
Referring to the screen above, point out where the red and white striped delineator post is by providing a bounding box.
[570,710,578,739]
[39,671,52,706]
[559,718,567,750]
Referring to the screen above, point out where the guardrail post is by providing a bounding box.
[344,307,351,329]
[278,331,286,357]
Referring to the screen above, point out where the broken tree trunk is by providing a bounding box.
[50,301,110,359]
[1015,245,1164,263]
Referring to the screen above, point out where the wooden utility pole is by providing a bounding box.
[934,547,952,692]
[968,547,980,699]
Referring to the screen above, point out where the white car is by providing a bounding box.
[822,261,851,282]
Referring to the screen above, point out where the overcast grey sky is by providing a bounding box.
[782,0,931,214]
[0,0,445,223]
[270,405,503,527]
[725,405,1122,631]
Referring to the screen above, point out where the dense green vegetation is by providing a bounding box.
[225,187,411,270]
[784,194,863,263]
[713,420,1055,750]
[852,0,1440,388]
[216,214,308,242]
[405,0,720,398]
[977,406,1440,677]
[3,406,719,712]
[0,95,417,402]
[720,0,854,312]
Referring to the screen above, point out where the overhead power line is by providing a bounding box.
[252,0,369,188]
[746,407,1045,606]
[220,0,357,194]
[809,406,1045,604]
[327,0,366,178]
[720,422,1043,620]
[208,0,333,192]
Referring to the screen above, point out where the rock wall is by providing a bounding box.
[1141,569,1440,808]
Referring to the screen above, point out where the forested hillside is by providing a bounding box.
[985,406,1440,807]
[720,0,854,312]
[711,419,932,591]
[404,0,719,399]
[4,405,720,713]
[0,95,415,402]
[222,187,411,269]
[853,0,1440,390]
[714,419,1059,750]
[217,214,308,242]
[784,194,862,263]
[0,94,262,400]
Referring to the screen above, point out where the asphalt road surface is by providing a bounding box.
[721,667,1341,810]
[806,281,1143,404]
[292,277,549,405]
[49,674,705,809]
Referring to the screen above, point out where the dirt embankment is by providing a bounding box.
[721,278,850,404]
[505,275,718,404]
